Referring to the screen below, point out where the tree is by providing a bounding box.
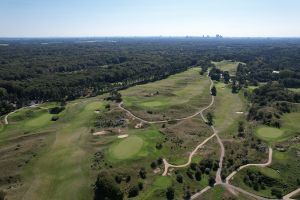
[139,168,147,179]
[208,177,216,187]
[94,172,123,200]
[138,182,144,190]
[223,71,230,84]
[128,186,139,198]
[271,189,283,198]
[195,170,202,181]
[166,187,175,200]
[176,174,183,183]
[211,86,217,96]
[238,121,245,137]
[206,112,214,125]
[150,161,157,169]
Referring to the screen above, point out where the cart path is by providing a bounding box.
[225,147,273,184]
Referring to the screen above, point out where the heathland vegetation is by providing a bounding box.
[0,38,300,200]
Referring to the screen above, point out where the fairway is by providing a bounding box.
[255,126,284,141]
[121,67,211,120]
[109,136,144,160]
[25,112,52,128]
[212,60,242,75]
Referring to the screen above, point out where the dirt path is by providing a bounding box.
[118,78,215,124]
[225,147,273,183]
[283,188,300,200]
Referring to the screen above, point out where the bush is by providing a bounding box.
[94,172,123,200]
[150,161,157,169]
[195,171,202,181]
[51,116,59,121]
[128,186,139,198]
[208,177,216,187]
[138,182,143,190]
[176,174,183,183]
[271,189,282,198]
[166,187,175,200]
[139,168,147,179]
[49,106,65,114]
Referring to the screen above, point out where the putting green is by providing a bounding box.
[109,136,144,160]
[255,126,284,141]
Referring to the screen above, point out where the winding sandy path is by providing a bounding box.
[283,188,300,200]
[225,147,273,184]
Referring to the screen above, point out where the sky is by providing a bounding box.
[0,0,300,37]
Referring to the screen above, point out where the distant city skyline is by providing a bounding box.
[1,0,300,37]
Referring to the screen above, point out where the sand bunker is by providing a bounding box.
[236,111,244,114]
[93,131,108,136]
[118,134,129,139]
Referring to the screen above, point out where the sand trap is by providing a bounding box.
[118,134,129,139]
[94,110,100,114]
[135,122,143,129]
[236,111,244,114]
[93,131,108,136]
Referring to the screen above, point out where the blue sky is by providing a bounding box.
[0,0,299,37]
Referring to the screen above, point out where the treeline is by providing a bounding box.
[1,38,300,116]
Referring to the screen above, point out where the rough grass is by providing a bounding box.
[109,136,144,160]
[255,111,300,142]
[121,67,211,121]
[4,98,106,200]
[212,60,242,75]
[212,82,245,137]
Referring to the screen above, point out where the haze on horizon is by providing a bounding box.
[1,0,300,38]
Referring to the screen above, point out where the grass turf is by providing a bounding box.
[212,60,242,76]
[121,67,211,120]
[109,135,144,160]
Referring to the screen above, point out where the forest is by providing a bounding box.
[1,37,300,116]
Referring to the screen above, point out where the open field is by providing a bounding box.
[212,60,242,75]
[212,82,246,138]
[121,67,211,121]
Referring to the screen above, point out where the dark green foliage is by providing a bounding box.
[208,176,216,187]
[139,168,147,179]
[206,112,214,125]
[49,106,65,114]
[243,170,282,192]
[105,91,122,102]
[211,86,217,96]
[271,189,283,198]
[150,161,157,169]
[223,71,230,84]
[94,172,123,200]
[248,82,299,127]
[51,115,59,121]
[176,174,183,183]
[195,170,202,181]
[166,187,175,200]
[128,185,139,198]
[138,182,143,190]
[209,67,221,81]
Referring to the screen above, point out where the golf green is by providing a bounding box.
[110,136,144,160]
[255,126,284,141]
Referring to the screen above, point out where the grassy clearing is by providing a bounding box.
[121,67,211,121]
[213,82,245,137]
[255,111,300,142]
[212,60,242,75]
[109,136,144,160]
[255,126,284,141]
[12,98,106,200]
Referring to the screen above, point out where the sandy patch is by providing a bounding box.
[135,122,143,129]
[118,134,129,139]
[93,131,108,136]
[153,168,161,174]
[236,111,244,114]
[94,110,100,114]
